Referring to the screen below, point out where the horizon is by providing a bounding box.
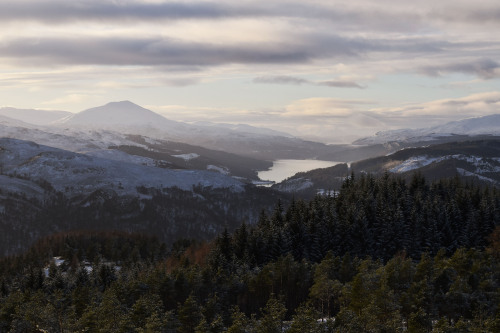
[2,100,500,144]
[0,1,499,143]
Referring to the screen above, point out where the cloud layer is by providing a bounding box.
[0,0,499,142]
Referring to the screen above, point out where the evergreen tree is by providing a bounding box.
[257,295,287,333]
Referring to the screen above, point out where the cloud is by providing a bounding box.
[146,91,500,144]
[372,91,500,118]
[420,58,500,79]
[317,80,364,88]
[254,75,364,88]
[41,94,88,105]
[3,1,499,33]
[253,75,309,85]
[0,36,312,67]
[284,98,373,117]
[0,1,256,23]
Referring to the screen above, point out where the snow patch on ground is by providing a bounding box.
[207,165,230,175]
[390,156,440,173]
[390,154,500,174]
[456,168,498,184]
[172,153,200,161]
[0,138,244,196]
[85,149,158,166]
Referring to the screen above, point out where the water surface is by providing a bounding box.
[258,159,342,184]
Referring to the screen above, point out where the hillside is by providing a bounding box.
[0,138,244,197]
[272,139,500,196]
[354,114,500,145]
[0,107,71,125]
[352,139,500,185]
[0,175,498,332]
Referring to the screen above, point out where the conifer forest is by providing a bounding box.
[0,174,499,332]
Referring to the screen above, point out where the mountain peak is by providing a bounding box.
[102,100,140,108]
[60,101,176,127]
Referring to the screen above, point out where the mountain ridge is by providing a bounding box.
[354,113,500,145]
[0,107,71,125]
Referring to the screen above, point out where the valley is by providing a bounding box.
[1,102,500,254]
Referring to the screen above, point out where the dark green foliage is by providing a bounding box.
[0,174,499,332]
[0,184,288,257]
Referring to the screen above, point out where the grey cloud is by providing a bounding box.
[432,5,500,25]
[0,37,310,67]
[163,77,201,87]
[0,0,481,33]
[254,76,364,89]
[0,1,258,23]
[2,32,405,68]
[420,58,500,79]
[1,1,499,37]
[253,76,310,85]
[0,31,492,72]
[0,0,421,32]
[318,80,364,89]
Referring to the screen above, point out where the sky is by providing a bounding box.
[0,0,499,143]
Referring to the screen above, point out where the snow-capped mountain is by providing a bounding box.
[59,101,182,128]
[0,138,244,197]
[0,121,271,180]
[56,100,293,142]
[0,107,71,125]
[50,101,341,160]
[354,114,500,145]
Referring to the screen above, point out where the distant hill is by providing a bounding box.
[271,139,500,196]
[0,137,245,197]
[271,163,349,197]
[0,107,71,125]
[59,101,182,128]
[354,114,500,145]
[53,100,376,161]
[352,139,500,186]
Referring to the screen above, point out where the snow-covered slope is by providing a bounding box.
[0,107,71,125]
[354,114,500,145]
[433,114,500,135]
[3,100,355,161]
[0,138,244,196]
[350,139,500,186]
[0,114,39,128]
[0,123,142,152]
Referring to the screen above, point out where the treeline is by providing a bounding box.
[224,173,499,266]
[0,174,498,332]
[0,183,287,256]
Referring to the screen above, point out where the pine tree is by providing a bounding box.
[178,293,203,333]
[257,295,287,333]
[288,304,321,333]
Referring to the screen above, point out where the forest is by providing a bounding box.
[0,173,499,332]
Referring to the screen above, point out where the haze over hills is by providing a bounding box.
[2,100,500,168]
[2,101,386,161]
[0,107,71,125]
